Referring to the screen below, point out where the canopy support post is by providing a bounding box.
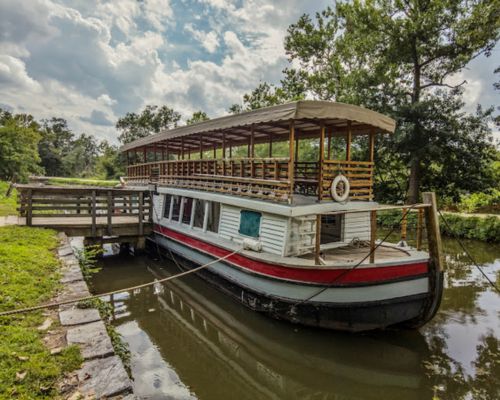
[318,123,325,201]
[288,120,295,204]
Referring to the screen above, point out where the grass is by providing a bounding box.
[0,226,82,399]
[46,177,119,187]
[0,181,17,216]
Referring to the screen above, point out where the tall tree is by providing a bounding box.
[284,0,499,202]
[62,134,100,178]
[186,111,210,125]
[38,118,74,176]
[0,109,42,181]
[116,105,181,144]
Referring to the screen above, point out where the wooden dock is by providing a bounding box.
[15,185,153,248]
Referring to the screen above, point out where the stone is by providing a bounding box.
[58,246,74,257]
[60,268,84,284]
[77,356,132,398]
[67,321,114,360]
[57,280,90,303]
[37,318,53,331]
[60,308,100,326]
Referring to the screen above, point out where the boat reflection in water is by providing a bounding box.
[93,253,432,400]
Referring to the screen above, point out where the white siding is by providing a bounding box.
[342,212,371,242]
[219,205,287,256]
[285,216,316,256]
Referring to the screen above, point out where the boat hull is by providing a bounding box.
[148,228,442,332]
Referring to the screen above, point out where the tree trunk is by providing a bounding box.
[407,156,420,204]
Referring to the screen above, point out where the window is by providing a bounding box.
[206,202,220,233]
[163,194,172,218]
[182,198,193,224]
[192,199,205,228]
[171,196,181,221]
[239,210,261,238]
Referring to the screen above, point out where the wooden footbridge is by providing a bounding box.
[15,185,153,249]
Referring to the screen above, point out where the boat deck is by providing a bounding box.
[300,243,412,264]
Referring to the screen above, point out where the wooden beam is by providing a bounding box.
[422,192,443,272]
[318,123,325,201]
[250,125,255,158]
[222,132,226,158]
[346,121,352,161]
[370,210,377,263]
[327,127,332,159]
[369,128,375,162]
[288,120,295,204]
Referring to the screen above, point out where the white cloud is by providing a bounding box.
[0,55,41,91]
[185,23,219,53]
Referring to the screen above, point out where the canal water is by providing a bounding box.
[89,237,500,400]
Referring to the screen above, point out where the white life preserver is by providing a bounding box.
[330,174,350,202]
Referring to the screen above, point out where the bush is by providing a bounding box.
[457,190,500,214]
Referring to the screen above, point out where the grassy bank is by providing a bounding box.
[0,226,82,398]
[46,177,119,187]
[0,181,16,216]
[378,210,500,243]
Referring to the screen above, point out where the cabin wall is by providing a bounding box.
[219,205,287,256]
[342,212,371,242]
[285,216,316,256]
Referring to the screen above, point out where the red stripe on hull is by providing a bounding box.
[154,225,428,284]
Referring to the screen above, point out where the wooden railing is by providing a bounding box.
[17,186,151,236]
[126,158,374,202]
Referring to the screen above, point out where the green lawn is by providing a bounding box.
[46,177,119,187]
[0,226,82,398]
[0,181,17,216]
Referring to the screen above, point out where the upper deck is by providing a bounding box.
[121,101,395,204]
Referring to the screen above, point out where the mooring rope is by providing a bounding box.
[0,248,242,317]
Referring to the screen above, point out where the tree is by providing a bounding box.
[284,0,499,202]
[186,111,209,125]
[38,118,75,176]
[0,109,42,181]
[116,105,181,144]
[62,134,100,178]
[95,141,124,179]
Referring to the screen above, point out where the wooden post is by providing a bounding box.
[401,207,408,243]
[138,191,144,235]
[199,135,203,159]
[91,190,96,237]
[148,193,153,223]
[327,127,332,159]
[213,145,216,159]
[269,136,273,157]
[346,121,352,161]
[314,214,321,265]
[369,129,375,162]
[288,121,295,204]
[370,210,377,263]
[318,123,325,201]
[416,208,423,250]
[143,147,147,163]
[423,192,443,271]
[181,138,185,160]
[26,189,33,226]
[222,132,226,158]
[107,190,112,236]
[162,147,165,161]
[202,201,209,232]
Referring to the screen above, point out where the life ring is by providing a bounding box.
[330,174,350,202]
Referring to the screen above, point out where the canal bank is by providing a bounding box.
[0,226,134,399]
[89,235,500,400]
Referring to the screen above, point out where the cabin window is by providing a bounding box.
[171,196,181,221]
[206,202,220,233]
[182,198,193,225]
[163,194,172,219]
[321,215,342,243]
[192,199,204,228]
[239,210,261,238]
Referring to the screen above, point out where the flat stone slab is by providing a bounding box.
[57,280,90,303]
[67,320,114,360]
[58,246,74,257]
[78,356,132,398]
[60,268,84,283]
[60,308,101,326]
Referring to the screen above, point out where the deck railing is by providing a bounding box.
[126,158,374,202]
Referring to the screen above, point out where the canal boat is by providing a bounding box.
[121,100,443,332]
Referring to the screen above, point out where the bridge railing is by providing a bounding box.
[16,185,152,236]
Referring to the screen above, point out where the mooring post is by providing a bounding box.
[422,192,443,272]
[370,210,377,263]
[314,214,321,265]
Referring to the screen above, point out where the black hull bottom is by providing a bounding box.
[148,240,443,332]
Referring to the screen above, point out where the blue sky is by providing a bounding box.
[0,0,498,143]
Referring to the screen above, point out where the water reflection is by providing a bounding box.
[90,237,500,400]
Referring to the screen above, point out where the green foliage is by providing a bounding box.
[186,111,210,125]
[440,213,500,243]
[46,177,119,187]
[75,245,103,282]
[38,118,74,177]
[457,190,500,214]
[0,226,82,398]
[0,111,42,182]
[0,180,17,216]
[281,0,499,202]
[116,104,181,144]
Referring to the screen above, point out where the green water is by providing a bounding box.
[90,237,500,400]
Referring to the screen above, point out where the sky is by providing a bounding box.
[0,0,498,144]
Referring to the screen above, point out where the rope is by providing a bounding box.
[438,210,500,294]
[0,247,242,317]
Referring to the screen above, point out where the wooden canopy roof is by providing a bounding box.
[120,100,396,153]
